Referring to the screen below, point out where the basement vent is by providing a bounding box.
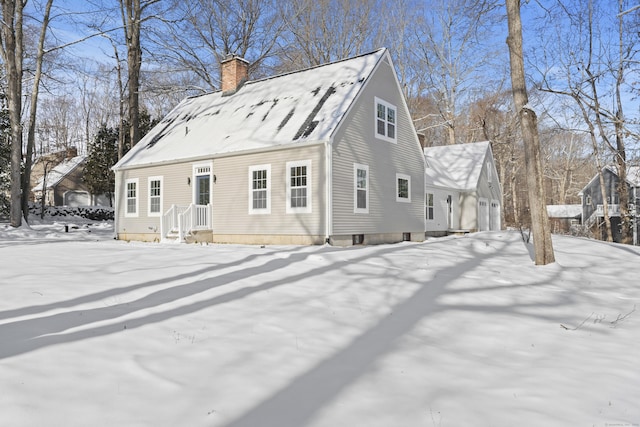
[352,234,364,245]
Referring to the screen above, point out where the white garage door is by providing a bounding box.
[490,200,501,231]
[478,198,489,231]
[64,191,90,207]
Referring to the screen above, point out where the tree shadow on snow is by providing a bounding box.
[1,231,606,427]
[221,235,576,427]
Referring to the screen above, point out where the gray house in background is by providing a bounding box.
[424,141,502,236]
[112,48,426,245]
[579,165,640,245]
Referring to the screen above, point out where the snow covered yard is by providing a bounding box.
[0,220,639,427]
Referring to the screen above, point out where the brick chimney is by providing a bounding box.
[220,54,249,94]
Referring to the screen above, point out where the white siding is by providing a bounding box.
[116,144,327,240]
[211,144,326,237]
[425,187,460,233]
[331,56,425,237]
[116,162,196,237]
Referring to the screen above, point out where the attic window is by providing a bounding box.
[375,97,397,143]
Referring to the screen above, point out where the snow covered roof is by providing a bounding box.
[618,165,640,187]
[424,141,491,191]
[114,49,387,170]
[32,155,86,191]
[546,204,582,218]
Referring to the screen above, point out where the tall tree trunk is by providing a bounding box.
[505,0,555,265]
[121,0,143,147]
[615,0,631,244]
[109,39,126,160]
[0,0,25,227]
[510,158,519,225]
[21,0,54,221]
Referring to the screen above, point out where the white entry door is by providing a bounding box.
[446,195,453,229]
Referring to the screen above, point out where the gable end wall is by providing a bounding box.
[330,56,425,241]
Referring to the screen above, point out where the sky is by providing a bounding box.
[1,216,638,426]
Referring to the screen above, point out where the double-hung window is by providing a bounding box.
[249,164,271,214]
[286,160,312,214]
[125,178,139,217]
[375,97,397,143]
[426,192,434,220]
[354,163,369,213]
[396,173,411,203]
[148,176,163,216]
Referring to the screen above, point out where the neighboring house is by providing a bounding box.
[424,141,502,236]
[31,148,112,208]
[546,204,582,234]
[579,165,640,245]
[112,48,426,245]
[32,154,92,207]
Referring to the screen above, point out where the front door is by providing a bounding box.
[193,164,212,206]
[196,175,210,205]
[446,195,453,229]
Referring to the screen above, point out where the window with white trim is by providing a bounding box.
[426,192,434,220]
[148,176,163,216]
[396,173,411,202]
[249,164,271,214]
[125,178,139,217]
[375,97,397,143]
[286,160,312,213]
[354,163,369,213]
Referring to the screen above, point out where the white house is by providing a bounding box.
[112,48,426,245]
[424,141,502,236]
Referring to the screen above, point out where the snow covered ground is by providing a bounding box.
[0,218,638,427]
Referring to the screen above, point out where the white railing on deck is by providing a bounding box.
[595,204,620,216]
[161,203,211,242]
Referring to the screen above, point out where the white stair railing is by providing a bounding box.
[161,204,178,241]
[193,204,211,229]
[162,203,212,242]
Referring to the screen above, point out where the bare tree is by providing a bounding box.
[0,0,25,227]
[21,0,54,220]
[119,0,159,147]
[412,0,504,145]
[541,129,593,205]
[534,0,638,243]
[148,0,284,93]
[473,90,522,226]
[278,0,381,69]
[505,0,555,264]
[611,0,634,244]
